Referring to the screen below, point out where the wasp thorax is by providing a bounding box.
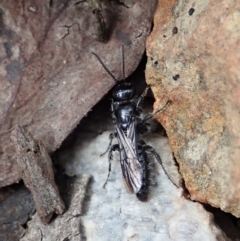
[112,82,136,101]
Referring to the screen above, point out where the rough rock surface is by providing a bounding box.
[0,0,156,187]
[51,97,229,241]
[11,125,65,224]
[20,175,90,241]
[146,0,240,217]
[0,186,35,241]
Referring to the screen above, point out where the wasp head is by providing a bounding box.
[112,82,136,101]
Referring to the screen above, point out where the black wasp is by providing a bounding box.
[93,45,177,201]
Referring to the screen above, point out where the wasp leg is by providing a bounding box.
[135,85,150,108]
[132,86,150,118]
[136,100,169,134]
[103,144,120,188]
[144,145,178,188]
[141,100,170,123]
[100,132,117,157]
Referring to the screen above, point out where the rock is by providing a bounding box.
[0,0,157,187]
[20,175,90,241]
[11,126,65,224]
[145,0,240,217]
[0,186,35,241]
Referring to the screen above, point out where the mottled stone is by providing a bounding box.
[146,0,240,217]
[11,126,65,224]
[20,175,90,241]
[0,186,35,241]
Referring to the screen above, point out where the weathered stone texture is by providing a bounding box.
[146,0,240,216]
[20,175,90,241]
[0,187,35,241]
[11,125,65,224]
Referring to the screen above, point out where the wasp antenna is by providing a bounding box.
[92,52,118,83]
[121,44,126,80]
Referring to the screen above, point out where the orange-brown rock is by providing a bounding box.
[146,0,240,217]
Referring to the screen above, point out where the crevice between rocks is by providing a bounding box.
[0,52,239,241]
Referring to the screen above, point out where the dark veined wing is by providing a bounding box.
[116,121,143,194]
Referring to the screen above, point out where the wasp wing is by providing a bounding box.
[116,121,143,194]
